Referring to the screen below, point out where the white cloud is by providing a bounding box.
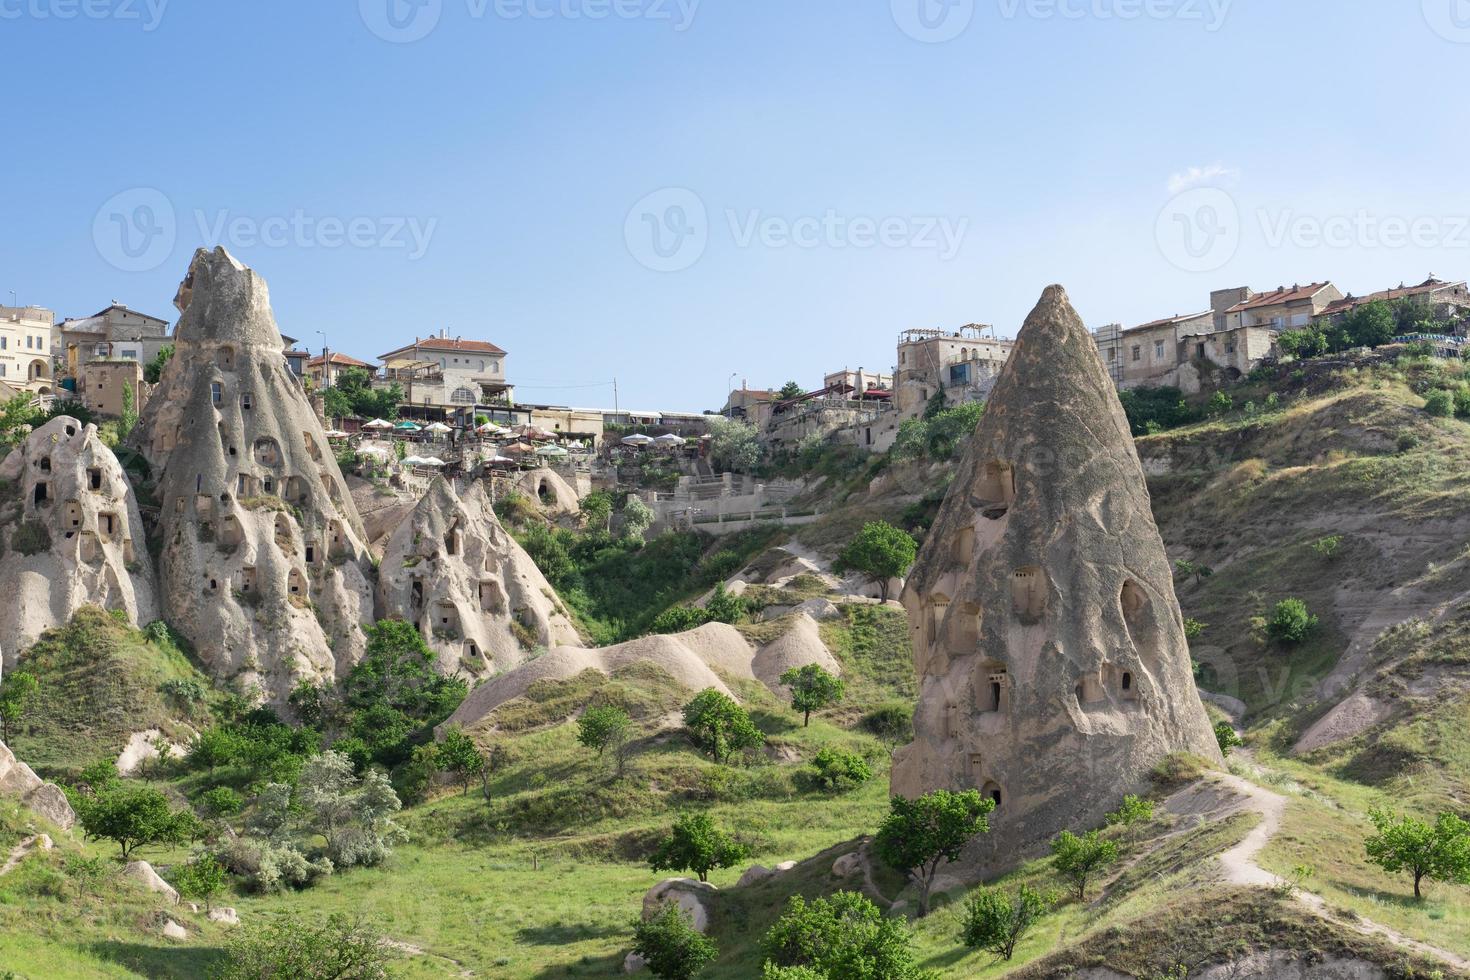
[1168,164,1240,195]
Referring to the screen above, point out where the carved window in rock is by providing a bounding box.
[254,438,281,468]
[979,662,1008,713]
[37,456,51,473]
[411,579,425,610]
[88,468,103,491]
[122,538,135,564]
[973,462,1016,520]
[217,346,235,371]
[1120,581,1146,623]
[328,519,347,558]
[981,780,1003,809]
[1011,567,1045,621]
[98,512,118,542]
[286,477,306,503]
[466,641,481,662]
[436,602,461,634]
[951,601,982,652]
[445,522,463,557]
[79,531,98,563]
[952,526,975,566]
[968,753,984,782]
[262,477,276,496]
[925,595,951,653]
[287,568,307,596]
[240,393,253,411]
[480,579,506,614]
[206,575,220,595]
[211,382,223,407]
[274,514,295,554]
[219,515,243,548]
[195,494,214,518]
[64,500,82,529]
[240,566,257,593]
[304,543,317,565]
[1076,672,1105,705]
[1120,669,1139,701]
[33,481,47,507]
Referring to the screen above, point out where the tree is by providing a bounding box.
[342,620,468,769]
[215,913,392,980]
[118,381,139,439]
[649,812,749,883]
[1344,299,1397,349]
[437,727,485,795]
[0,670,39,742]
[576,705,634,777]
[961,884,1052,961]
[761,891,928,980]
[581,490,614,533]
[321,366,401,423]
[875,789,994,916]
[1173,559,1213,586]
[173,854,226,911]
[632,902,718,980]
[706,415,761,473]
[807,748,872,793]
[143,344,174,385]
[1105,795,1155,827]
[297,751,405,869]
[834,522,917,603]
[1266,598,1318,645]
[779,664,844,727]
[1207,390,1233,417]
[703,583,746,625]
[778,381,805,400]
[1277,327,1328,359]
[682,689,764,765]
[1214,721,1243,757]
[1424,389,1454,418]
[76,784,199,859]
[1364,806,1470,899]
[199,786,245,822]
[623,495,656,543]
[1051,829,1119,901]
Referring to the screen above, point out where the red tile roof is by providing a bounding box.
[308,352,374,368]
[1125,311,1212,334]
[1321,278,1467,317]
[380,337,507,360]
[1226,282,1333,313]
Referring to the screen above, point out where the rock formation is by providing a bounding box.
[0,416,158,666]
[377,477,580,676]
[517,468,580,518]
[0,739,76,829]
[891,285,1220,872]
[132,248,374,701]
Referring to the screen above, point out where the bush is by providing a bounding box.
[11,520,50,556]
[1266,598,1318,645]
[1117,386,1199,436]
[215,912,390,979]
[961,884,1052,960]
[631,902,718,980]
[1424,389,1454,418]
[198,786,245,820]
[704,583,747,625]
[806,748,872,793]
[762,891,928,980]
[1214,721,1243,757]
[860,703,913,744]
[1207,390,1233,417]
[1105,794,1155,826]
[214,836,333,893]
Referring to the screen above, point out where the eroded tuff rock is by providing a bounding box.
[0,739,76,829]
[892,285,1220,873]
[0,416,158,666]
[377,477,580,676]
[132,248,374,701]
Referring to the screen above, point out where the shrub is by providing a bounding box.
[762,891,928,980]
[198,786,245,820]
[1214,721,1243,757]
[1207,391,1233,417]
[172,854,227,911]
[1424,389,1454,418]
[1182,618,1207,640]
[806,748,872,793]
[1311,535,1342,559]
[1266,598,1318,645]
[631,902,718,980]
[649,812,749,883]
[860,703,913,744]
[682,688,764,765]
[215,912,390,980]
[576,704,633,777]
[704,583,747,625]
[214,836,333,893]
[1455,387,1470,418]
[12,520,50,556]
[651,605,713,635]
[961,884,1052,960]
[1105,794,1155,827]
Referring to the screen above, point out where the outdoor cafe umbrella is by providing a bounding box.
[536,444,569,458]
[362,418,393,430]
[424,421,453,434]
[621,434,655,447]
[517,424,556,442]
[358,446,391,460]
[477,421,510,435]
[419,457,446,467]
[652,433,686,447]
[324,429,350,439]
[395,420,422,432]
[401,455,426,466]
[503,441,536,455]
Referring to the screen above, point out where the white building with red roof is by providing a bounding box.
[378,330,512,415]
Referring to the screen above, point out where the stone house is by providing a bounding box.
[1217,282,1344,331]
[0,305,56,395]
[80,358,150,418]
[1320,276,1470,325]
[1093,312,1213,389]
[895,325,1013,421]
[59,304,171,375]
[721,387,779,424]
[307,351,375,389]
[378,332,512,415]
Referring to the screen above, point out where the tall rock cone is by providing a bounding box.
[891,285,1221,874]
[133,248,373,701]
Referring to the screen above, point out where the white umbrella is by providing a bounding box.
[653,433,686,447]
[621,434,655,447]
[358,446,391,460]
[401,455,426,466]
[536,445,569,457]
[424,422,452,434]
[477,421,509,435]
[419,456,446,467]
[324,429,350,439]
[363,419,393,430]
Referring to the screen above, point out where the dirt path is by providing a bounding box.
[1214,771,1470,973]
[0,834,49,877]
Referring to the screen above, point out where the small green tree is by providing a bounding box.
[682,689,764,765]
[0,670,39,742]
[778,381,805,400]
[173,854,227,911]
[1173,559,1213,586]
[807,748,872,793]
[779,664,844,727]
[623,495,656,542]
[1266,598,1318,644]
[1345,299,1397,349]
[63,855,110,898]
[1051,830,1119,901]
[215,913,391,980]
[1207,391,1233,417]
[1364,806,1470,900]
[704,584,747,625]
[76,785,199,859]
[632,902,718,980]
[1424,390,1454,418]
[1214,721,1243,757]
[437,728,485,795]
[581,490,614,533]
[1105,795,1155,827]
[762,891,928,980]
[118,382,139,439]
[875,789,994,916]
[144,344,174,385]
[834,521,917,602]
[576,704,634,777]
[198,786,245,822]
[1183,618,1208,640]
[961,884,1052,961]
[649,812,749,883]
[706,415,762,473]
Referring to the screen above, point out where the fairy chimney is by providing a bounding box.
[133,248,374,701]
[891,285,1221,873]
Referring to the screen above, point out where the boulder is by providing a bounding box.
[641,878,715,933]
[377,478,580,678]
[773,860,797,873]
[160,919,188,941]
[832,852,863,878]
[623,952,647,974]
[208,907,240,925]
[123,860,180,904]
[736,864,773,887]
[891,285,1221,877]
[0,416,159,667]
[794,597,841,621]
[130,248,376,703]
[0,740,76,829]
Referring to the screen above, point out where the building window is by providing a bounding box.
[1131,345,1141,362]
[1226,342,1237,354]
[211,382,222,405]
[451,387,476,404]
[1154,340,1165,358]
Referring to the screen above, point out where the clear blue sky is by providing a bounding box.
[6,0,1469,411]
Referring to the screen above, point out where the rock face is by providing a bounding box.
[377,477,580,676]
[891,285,1220,872]
[133,248,374,701]
[0,740,76,829]
[0,417,158,666]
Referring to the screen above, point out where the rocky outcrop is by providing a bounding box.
[0,417,158,666]
[0,740,76,829]
[891,285,1220,874]
[125,859,180,904]
[377,478,580,676]
[641,878,715,932]
[132,248,374,701]
[518,468,580,518]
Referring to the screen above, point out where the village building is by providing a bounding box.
[894,325,1013,422]
[0,304,57,395]
[1320,276,1470,325]
[58,304,171,374]
[378,332,513,420]
[307,351,375,388]
[80,358,150,418]
[822,367,893,397]
[1217,281,1344,331]
[721,387,780,425]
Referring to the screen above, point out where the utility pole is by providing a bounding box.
[613,377,619,417]
[316,330,329,387]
